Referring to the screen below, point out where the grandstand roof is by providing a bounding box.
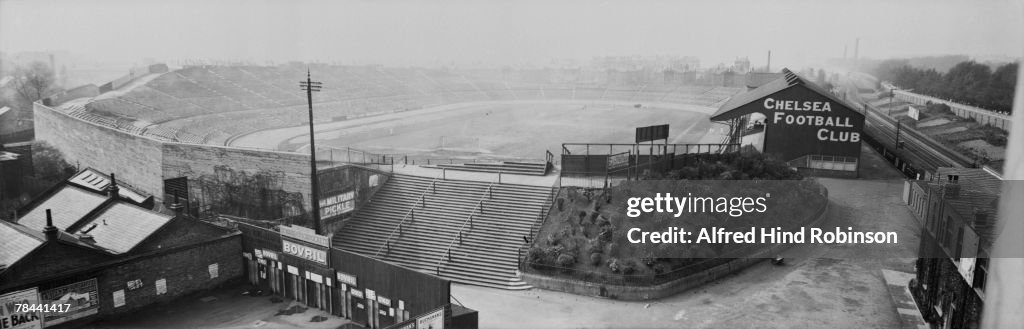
[710,68,862,121]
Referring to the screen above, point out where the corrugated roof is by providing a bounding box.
[711,68,861,121]
[18,185,109,232]
[0,221,44,271]
[68,168,149,204]
[77,203,173,254]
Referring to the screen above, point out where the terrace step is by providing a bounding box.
[332,173,553,289]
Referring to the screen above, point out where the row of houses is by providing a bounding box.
[903,167,1002,328]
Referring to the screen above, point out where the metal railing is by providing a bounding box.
[434,182,496,275]
[375,176,443,257]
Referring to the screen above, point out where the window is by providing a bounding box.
[807,155,858,171]
[974,256,988,292]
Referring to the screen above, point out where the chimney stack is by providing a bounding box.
[43,209,58,242]
[973,207,989,226]
[106,173,120,199]
[943,175,961,199]
[169,191,185,217]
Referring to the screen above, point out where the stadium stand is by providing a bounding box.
[68,64,743,148]
[332,174,553,289]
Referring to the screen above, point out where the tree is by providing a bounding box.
[11,61,57,107]
[987,63,1018,112]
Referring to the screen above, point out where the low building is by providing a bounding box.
[1,170,241,328]
[711,68,865,177]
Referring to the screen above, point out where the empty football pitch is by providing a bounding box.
[230,100,721,160]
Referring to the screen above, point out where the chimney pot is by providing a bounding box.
[106,172,119,198]
[43,209,59,242]
[169,191,185,217]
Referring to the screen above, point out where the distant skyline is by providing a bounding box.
[1,0,1022,69]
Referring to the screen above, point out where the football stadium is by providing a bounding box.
[30,63,747,291]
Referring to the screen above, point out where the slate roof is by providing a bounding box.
[935,167,1002,196]
[68,168,149,204]
[0,220,44,271]
[711,68,862,121]
[76,203,173,254]
[18,185,108,232]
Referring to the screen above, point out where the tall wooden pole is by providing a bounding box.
[301,70,323,234]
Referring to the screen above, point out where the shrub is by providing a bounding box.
[607,258,621,273]
[556,254,576,269]
[652,262,672,275]
[557,197,565,211]
[526,246,549,268]
[620,260,637,275]
[599,225,615,243]
[605,242,620,257]
[586,240,604,255]
[589,253,602,266]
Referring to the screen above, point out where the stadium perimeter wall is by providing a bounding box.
[162,143,312,219]
[33,102,315,216]
[34,102,166,198]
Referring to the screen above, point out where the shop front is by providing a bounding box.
[277,225,333,313]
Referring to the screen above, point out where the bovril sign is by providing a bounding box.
[282,240,328,265]
[764,97,860,143]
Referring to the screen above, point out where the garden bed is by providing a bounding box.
[523,154,828,287]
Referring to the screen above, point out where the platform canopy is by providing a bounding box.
[710,68,862,121]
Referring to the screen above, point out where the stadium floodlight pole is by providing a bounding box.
[300,69,323,235]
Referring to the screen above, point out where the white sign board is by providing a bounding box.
[416,307,445,329]
[0,288,42,329]
[282,240,328,265]
[336,271,357,286]
[320,191,356,219]
[112,290,125,308]
[209,263,219,279]
[155,279,167,295]
[908,106,920,121]
[279,225,331,248]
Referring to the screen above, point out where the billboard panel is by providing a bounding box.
[607,152,630,171]
[38,278,100,327]
[635,124,669,143]
[320,190,355,220]
[0,287,42,329]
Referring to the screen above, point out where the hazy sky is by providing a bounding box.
[1,0,1022,68]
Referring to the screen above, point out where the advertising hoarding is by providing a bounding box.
[38,279,100,326]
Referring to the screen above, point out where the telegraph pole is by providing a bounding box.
[300,70,323,234]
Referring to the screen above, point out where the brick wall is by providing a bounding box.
[134,217,236,253]
[33,103,165,199]
[96,234,244,316]
[161,143,314,215]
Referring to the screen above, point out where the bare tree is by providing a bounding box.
[11,61,57,105]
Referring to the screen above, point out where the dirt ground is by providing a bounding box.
[453,149,919,328]
[82,283,354,329]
